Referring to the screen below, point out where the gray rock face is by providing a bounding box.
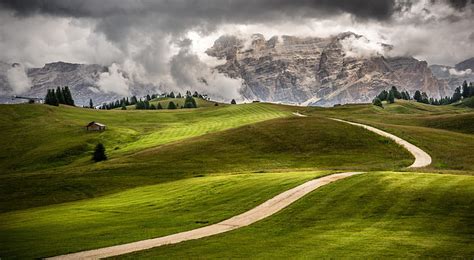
[0,61,153,106]
[430,58,474,93]
[207,33,449,106]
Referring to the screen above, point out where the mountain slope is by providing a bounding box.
[0,62,156,106]
[430,57,474,92]
[207,33,449,106]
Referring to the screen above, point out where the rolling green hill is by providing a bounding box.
[119,172,474,259]
[0,113,412,212]
[124,97,220,110]
[0,171,328,259]
[0,99,472,259]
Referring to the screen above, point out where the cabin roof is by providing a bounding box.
[86,121,106,127]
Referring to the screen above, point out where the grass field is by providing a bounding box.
[314,100,474,172]
[0,115,412,212]
[118,172,474,259]
[0,99,472,259]
[0,171,332,259]
[0,102,289,173]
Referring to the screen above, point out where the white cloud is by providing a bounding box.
[97,63,130,96]
[340,35,386,58]
[6,64,31,94]
[448,68,472,76]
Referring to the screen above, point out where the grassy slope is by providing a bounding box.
[119,172,474,259]
[0,171,329,259]
[123,97,219,110]
[0,102,289,173]
[314,100,474,172]
[0,116,412,212]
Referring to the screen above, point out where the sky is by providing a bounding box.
[0,0,473,97]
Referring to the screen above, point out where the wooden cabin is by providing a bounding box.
[85,121,106,131]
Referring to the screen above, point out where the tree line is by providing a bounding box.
[44,86,75,106]
[97,90,206,110]
[373,81,473,108]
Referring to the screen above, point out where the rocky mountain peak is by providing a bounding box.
[207,33,449,106]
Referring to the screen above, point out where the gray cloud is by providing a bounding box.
[1,0,399,21]
[0,0,473,99]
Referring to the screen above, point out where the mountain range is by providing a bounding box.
[1,32,472,106]
[207,32,472,106]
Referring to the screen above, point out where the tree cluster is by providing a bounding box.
[372,86,409,108]
[413,81,473,106]
[45,86,75,106]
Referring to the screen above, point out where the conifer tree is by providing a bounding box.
[231,99,237,104]
[167,101,177,109]
[63,86,75,106]
[372,98,383,108]
[452,87,462,102]
[184,96,197,108]
[89,99,94,109]
[56,86,65,104]
[387,90,395,103]
[93,143,107,162]
[169,92,175,98]
[413,90,422,102]
[49,89,59,106]
[150,103,156,110]
[157,102,163,110]
[462,81,469,98]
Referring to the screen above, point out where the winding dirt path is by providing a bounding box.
[330,118,432,168]
[48,116,431,259]
[48,172,363,260]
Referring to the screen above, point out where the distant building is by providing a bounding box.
[85,121,106,131]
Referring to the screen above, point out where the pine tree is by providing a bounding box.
[421,92,430,104]
[89,99,94,109]
[56,86,65,104]
[49,89,59,106]
[387,90,395,103]
[150,103,156,110]
[452,87,462,102]
[121,104,127,110]
[391,86,402,99]
[167,101,177,109]
[169,92,175,98]
[92,143,107,162]
[231,99,237,104]
[44,89,51,105]
[131,96,138,105]
[372,98,383,108]
[462,81,469,98]
[377,90,388,101]
[184,96,197,108]
[177,93,182,98]
[157,103,163,110]
[63,86,75,106]
[413,90,422,102]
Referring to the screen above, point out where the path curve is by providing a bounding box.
[49,116,432,259]
[48,172,363,260]
[330,118,432,168]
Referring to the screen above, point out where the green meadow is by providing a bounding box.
[120,172,474,259]
[0,100,472,259]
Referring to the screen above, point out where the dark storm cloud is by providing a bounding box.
[0,0,399,22]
